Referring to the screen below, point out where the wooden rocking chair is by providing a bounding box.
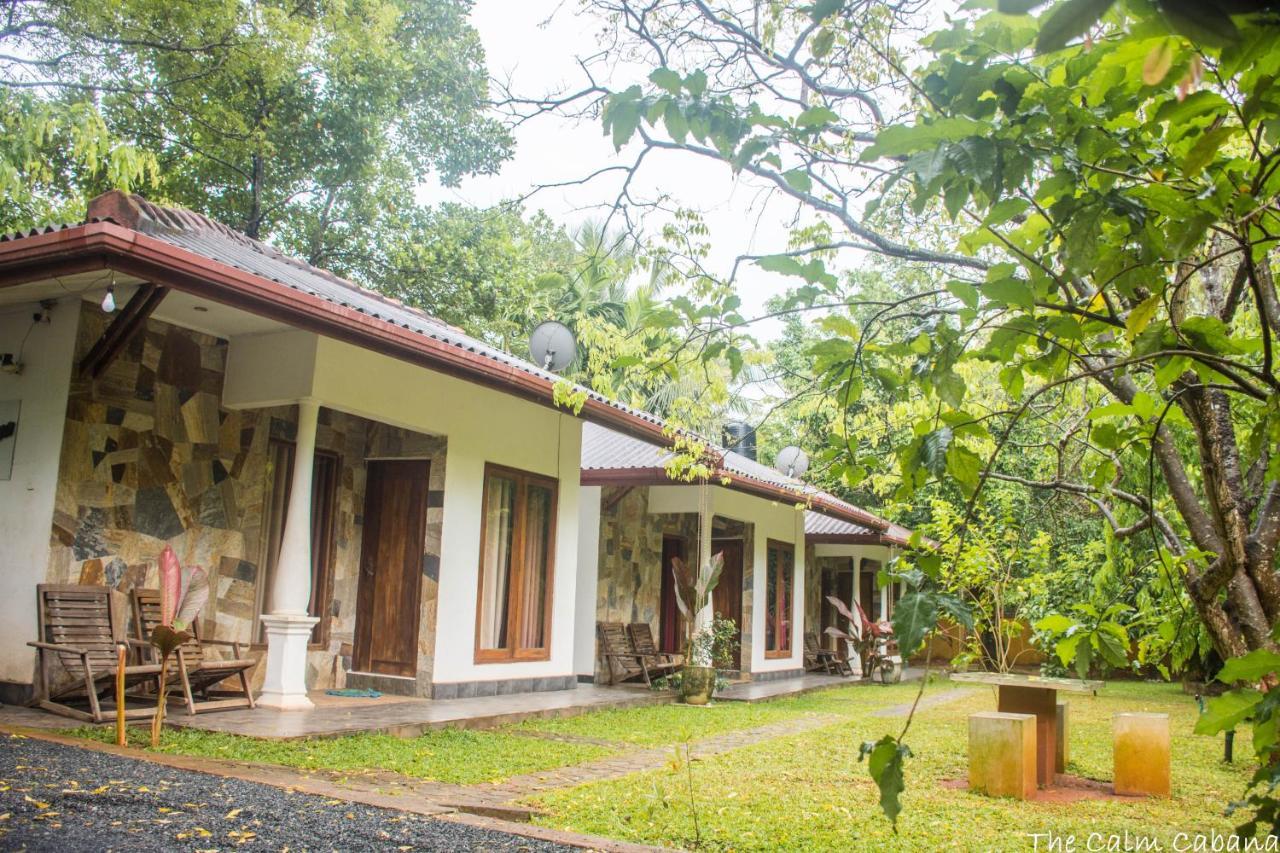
[28,584,162,723]
[627,622,682,669]
[131,588,257,714]
[598,622,679,687]
[803,632,840,674]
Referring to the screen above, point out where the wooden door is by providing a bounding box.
[658,536,686,654]
[821,561,855,649]
[859,565,875,619]
[353,460,429,677]
[710,538,743,669]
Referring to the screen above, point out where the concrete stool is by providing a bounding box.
[1056,701,1069,773]
[969,711,1037,799]
[1114,712,1170,797]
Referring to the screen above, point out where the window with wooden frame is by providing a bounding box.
[765,540,795,657]
[255,440,339,647]
[475,464,558,662]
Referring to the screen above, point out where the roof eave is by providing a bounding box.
[0,222,673,447]
[581,463,889,531]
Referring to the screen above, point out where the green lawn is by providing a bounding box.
[513,681,924,745]
[60,679,1254,851]
[67,725,614,785]
[528,681,1255,851]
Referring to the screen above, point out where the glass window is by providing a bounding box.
[765,540,794,657]
[476,465,557,661]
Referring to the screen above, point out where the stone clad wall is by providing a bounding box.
[594,485,697,679]
[46,304,445,692]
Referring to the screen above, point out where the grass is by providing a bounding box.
[59,679,1253,850]
[528,681,1256,851]
[513,681,925,745]
[66,724,613,785]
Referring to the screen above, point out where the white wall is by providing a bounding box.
[709,488,806,675]
[225,331,585,685]
[0,298,78,685]
[574,485,601,677]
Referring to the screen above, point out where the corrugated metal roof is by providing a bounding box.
[4,197,917,547]
[0,221,82,241]
[583,422,913,542]
[96,197,668,432]
[804,511,877,538]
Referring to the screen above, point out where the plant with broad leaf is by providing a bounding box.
[1195,649,1280,836]
[1034,603,1134,680]
[823,594,877,676]
[148,545,209,747]
[859,558,973,829]
[670,551,723,666]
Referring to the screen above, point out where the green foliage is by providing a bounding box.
[1194,649,1280,836]
[671,551,725,665]
[1034,604,1133,679]
[5,0,509,270]
[859,735,910,827]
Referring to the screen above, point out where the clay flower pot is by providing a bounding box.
[680,665,717,705]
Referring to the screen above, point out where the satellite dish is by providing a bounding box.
[775,446,809,479]
[529,320,577,372]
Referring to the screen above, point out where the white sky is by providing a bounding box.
[420,0,815,342]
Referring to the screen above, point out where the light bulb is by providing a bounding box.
[101,286,116,313]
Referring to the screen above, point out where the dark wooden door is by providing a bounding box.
[821,561,855,649]
[659,536,687,654]
[354,460,429,677]
[860,560,878,619]
[710,538,743,669]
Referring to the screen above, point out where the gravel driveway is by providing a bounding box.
[0,734,572,852]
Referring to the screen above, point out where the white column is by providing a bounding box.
[259,398,321,710]
[879,557,890,622]
[852,555,863,611]
[695,485,714,659]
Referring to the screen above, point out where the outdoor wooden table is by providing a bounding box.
[951,671,1102,787]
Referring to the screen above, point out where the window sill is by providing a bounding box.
[473,651,552,664]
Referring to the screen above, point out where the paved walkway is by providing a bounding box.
[0,684,667,739]
[870,687,976,717]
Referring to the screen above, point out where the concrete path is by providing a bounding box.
[870,687,976,717]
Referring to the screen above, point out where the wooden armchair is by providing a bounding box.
[131,588,257,714]
[28,584,162,723]
[598,621,679,687]
[627,622,682,669]
[803,632,840,674]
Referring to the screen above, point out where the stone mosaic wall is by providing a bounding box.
[594,486,697,680]
[593,488,759,679]
[46,304,445,693]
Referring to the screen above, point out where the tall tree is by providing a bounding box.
[1,0,510,271]
[527,0,1280,665]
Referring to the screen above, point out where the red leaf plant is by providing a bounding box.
[149,546,209,747]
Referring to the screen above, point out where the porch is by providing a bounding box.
[0,666,922,738]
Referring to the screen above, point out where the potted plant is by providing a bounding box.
[670,551,724,705]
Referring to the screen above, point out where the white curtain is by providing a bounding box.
[518,485,553,650]
[479,476,516,649]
